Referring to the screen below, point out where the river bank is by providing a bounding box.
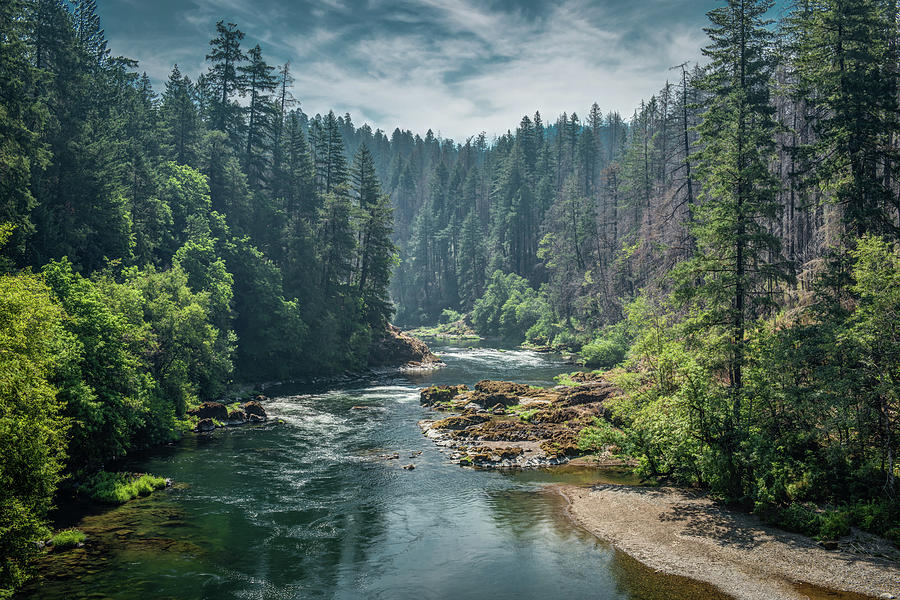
[559,484,899,600]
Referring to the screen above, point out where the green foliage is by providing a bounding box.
[440,309,462,324]
[577,418,625,454]
[581,339,626,368]
[50,529,86,549]
[80,471,167,504]
[471,270,551,341]
[0,273,70,594]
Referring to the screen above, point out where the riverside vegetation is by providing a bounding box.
[2,0,900,596]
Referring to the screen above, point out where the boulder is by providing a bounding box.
[248,414,265,423]
[558,381,621,407]
[540,431,581,457]
[196,419,216,433]
[529,407,580,424]
[226,410,247,425]
[241,400,267,420]
[187,402,228,421]
[420,384,468,406]
[469,380,532,407]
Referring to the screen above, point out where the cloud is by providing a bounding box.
[101,0,731,140]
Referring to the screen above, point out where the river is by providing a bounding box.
[25,344,729,600]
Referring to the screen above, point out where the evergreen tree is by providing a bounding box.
[787,0,900,239]
[240,44,277,189]
[161,64,201,166]
[205,20,246,136]
[681,0,789,498]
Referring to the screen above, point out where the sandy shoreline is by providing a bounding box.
[558,484,899,600]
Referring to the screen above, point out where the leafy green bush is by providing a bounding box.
[50,530,86,550]
[819,510,851,540]
[81,471,167,504]
[756,502,822,537]
[581,338,627,368]
[577,418,626,454]
[439,309,462,324]
[848,500,900,541]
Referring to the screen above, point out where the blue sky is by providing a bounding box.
[102,0,788,140]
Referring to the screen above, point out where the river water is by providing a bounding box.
[26,344,729,600]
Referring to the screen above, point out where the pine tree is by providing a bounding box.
[787,0,900,239]
[0,0,50,265]
[240,44,277,189]
[684,0,790,498]
[161,64,201,166]
[316,111,349,195]
[205,20,246,136]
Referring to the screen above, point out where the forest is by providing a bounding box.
[2,0,900,596]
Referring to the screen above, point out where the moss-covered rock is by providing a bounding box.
[420,384,468,406]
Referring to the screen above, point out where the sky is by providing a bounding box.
[101,0,787,141]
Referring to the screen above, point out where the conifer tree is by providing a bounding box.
[205,20,246,136]
[684,0,789,498]
[240,44,277,189]
[787,0,900,239]
[161,64,201,166]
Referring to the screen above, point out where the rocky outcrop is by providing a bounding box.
[369,325,444,369]
[418,378,624,469]
[241,401,267,420]
[431,414,491,430]
[226,409,246,425]
[187,402,228,421]
[420,384,469,406]
[192,399,268,433]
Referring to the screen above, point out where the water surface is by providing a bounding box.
[27,345,730,600]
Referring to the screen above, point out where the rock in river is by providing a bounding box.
[187,401,228,421]
[226,410,247,425]
[196,418,216,433]
[241,400,267,420]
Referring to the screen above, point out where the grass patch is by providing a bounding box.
[50,529,86,549]
[81,471,167,504]
[518,408,540,422]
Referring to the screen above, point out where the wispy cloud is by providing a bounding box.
[100,0,744,140]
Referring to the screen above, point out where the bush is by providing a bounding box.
[80,471,167,504]
[50,530,86,550]
[819,510,851,540]
[581,338,627,368]
[439,309,462,324]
